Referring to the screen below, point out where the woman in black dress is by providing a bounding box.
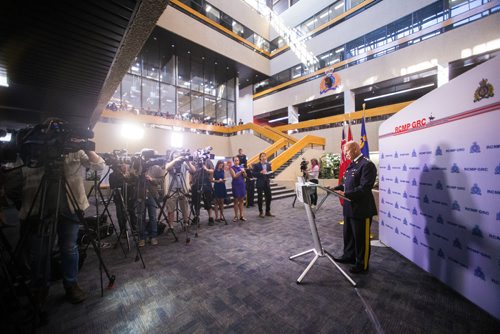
[213,160,227,223]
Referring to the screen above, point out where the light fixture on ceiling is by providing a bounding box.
[363,83,435,101]
[268,116,288,123]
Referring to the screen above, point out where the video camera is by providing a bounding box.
[101,149,131,168]
[300,158,308,172]
[192,146,215,167]
[0,119,95,168]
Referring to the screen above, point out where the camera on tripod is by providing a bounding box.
[101,149,131,169]
[192,146,215,168]
[0,119,95,168]
[300,158,308,172]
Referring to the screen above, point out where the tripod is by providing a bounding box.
[159,168,192,243]
[94,167,145,267]
[190,161,213,231]
[15,161,116,295]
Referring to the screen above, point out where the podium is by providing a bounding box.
[290,181,356,286]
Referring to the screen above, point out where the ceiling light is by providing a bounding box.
[335,2,344,10]
[268,116,288,123]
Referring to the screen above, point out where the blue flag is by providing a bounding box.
[360,116,369,158]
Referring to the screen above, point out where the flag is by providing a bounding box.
[338,122,352,205]
[360,116,370,159]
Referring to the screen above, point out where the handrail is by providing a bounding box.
[269,135,325,171]
[263,125,298,143]
[273,101,413,133]
[101,101,411,137]
[247,138,289,167]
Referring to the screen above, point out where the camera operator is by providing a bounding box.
[191,156,215,225]
[164,153,195,228]
[19,149,104,304]
[253,152,274,218]
[108,163,130,233]
[132,150,163,247]
[308,158,320,207]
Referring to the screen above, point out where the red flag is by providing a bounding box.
[338,122,352,205]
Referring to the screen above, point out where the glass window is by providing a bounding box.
[142,38,159,80]
[205,3,220,23]
[204,96,216,122]
[365,26,386,50]
[226,78,235,101]
[232,21,245,37]
[216,99,227,123]
[331,1,345,18]
[227,101,235,125]
[204,65,216,96]
[291,65,303,79]
[160,83,175,115]
[160,54,175,84]
[129,58,141,76]
[177,57,190,88]
[191,91,204,119]
[121,74,141,112]
[142,78,159,113]
[349,0,364,9]
[191,60,204,93]
[346,36,365,58]
[111,84,121,106]
[317,8,330,26]
[216,82,226,100]
[273,0,288,15]
[177,87,190,118]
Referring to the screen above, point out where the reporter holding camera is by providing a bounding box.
[164,154,195,228]
[308,158,320,207]
[190,157,215,225]
[20,149,105,305]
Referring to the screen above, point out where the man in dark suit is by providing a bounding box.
[333,141,377,273]
[253,152,274,218]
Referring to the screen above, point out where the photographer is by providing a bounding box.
[108,163,129,233]
[132,150,163,247]
[308,158,320,207]
[164,153,195,228]
[190,156,215,226]
[20,149,104,304]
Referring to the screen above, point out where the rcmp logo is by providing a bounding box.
[412,149,417,157]
[412,178,417,186]
[437,248,445,258]
[381,220,385,226]
[473,78,494,103]
[381,152,384,159]
[382,175,385,181]
[495,163,500,175]
[470,183,482,195]
[451,163,460,173]
[395,202,399,209]
[424,227,430,235]
[472,225,483,238]
[412,207,418,215]
[436,214,444,224]
[388,164,391,171]
[436,180,443,190]
[423,195,429,203]
[403,164,407,171]
[451,200,461,211]
[403,218,408,225]
[320,72,341,95]
[395,177,399,184]
[388,188,391,194]
[453,238,462,249]
[413,236,418,245]
[381,197,385,204]
[403,191,408,198]
[395,227,399,234]
[470,142,481,153]
[423,164,429,172]
[474,267,485,281]
[388,211,392,218]
[435,146,442,156]
[394,151,398,158]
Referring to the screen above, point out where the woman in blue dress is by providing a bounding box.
[213,160,227,223]
[230,156,247,222]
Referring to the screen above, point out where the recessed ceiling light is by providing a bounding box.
[171,44,175,47]
[214,62,218,65]
[187,50,191,54]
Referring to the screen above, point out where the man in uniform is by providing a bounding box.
[333,141,377,273]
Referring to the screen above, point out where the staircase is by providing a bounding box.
[273,151,302,177]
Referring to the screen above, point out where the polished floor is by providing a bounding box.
[6,196,500,333]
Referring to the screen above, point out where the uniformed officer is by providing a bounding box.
[333,140,377,273]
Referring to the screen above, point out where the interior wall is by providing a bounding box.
[237,85,254,123]
[93,122,230,156]
[228,133,269,159]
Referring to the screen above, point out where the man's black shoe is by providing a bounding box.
[349,265,366,274]
[333,257,355,264]
[208,217,215,226]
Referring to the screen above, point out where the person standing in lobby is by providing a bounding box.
[230,156,247,222]
[333,141,377,273]
[253,152,274,218]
